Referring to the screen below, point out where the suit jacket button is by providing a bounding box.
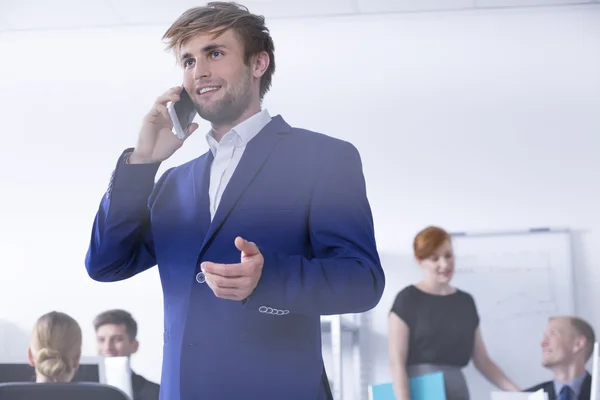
[195,272,206,283]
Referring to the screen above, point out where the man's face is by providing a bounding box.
[179,29,257,126]
[96,323,138,357]
[541,318,585,368]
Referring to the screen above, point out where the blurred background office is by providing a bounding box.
[0,0,599,399]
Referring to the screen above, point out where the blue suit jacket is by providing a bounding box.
[85,115,385,400]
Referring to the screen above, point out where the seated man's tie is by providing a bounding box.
[558,386,572,400]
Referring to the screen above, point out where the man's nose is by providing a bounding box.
[193,59,210,80]
[102,342,115,352]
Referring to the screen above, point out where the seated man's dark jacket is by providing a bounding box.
[525,372,591,400]
[132,371,160,400]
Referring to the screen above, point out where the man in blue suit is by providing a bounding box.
[85,2,385,399]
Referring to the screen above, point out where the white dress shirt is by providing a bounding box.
[205,109,272,220]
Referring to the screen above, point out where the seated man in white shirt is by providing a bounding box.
[525,316,595,400]
[94,309,160,400]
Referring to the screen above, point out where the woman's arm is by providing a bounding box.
[472,327,520,391]
[388,312,412,400]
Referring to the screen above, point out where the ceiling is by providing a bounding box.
[0,0,598,32]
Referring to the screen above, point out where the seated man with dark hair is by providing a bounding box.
[94,309,160,400]
[526,316,596,400]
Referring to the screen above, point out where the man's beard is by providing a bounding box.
[195,71,253,126]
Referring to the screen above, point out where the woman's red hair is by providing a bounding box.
[413,226,451,260]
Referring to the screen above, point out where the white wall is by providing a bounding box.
[0,3,599,398]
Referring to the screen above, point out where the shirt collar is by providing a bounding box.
[554,371,587,398]
[205,109,271,156]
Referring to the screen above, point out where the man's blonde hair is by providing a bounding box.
[162,2,276,100]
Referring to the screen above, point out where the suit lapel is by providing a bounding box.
[580,372,592,400]
[192,150,213,243]
[198,115,290,255]
[130,371,143,395]
[547,384,555,400]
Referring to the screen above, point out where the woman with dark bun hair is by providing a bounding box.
[387,226,520,400]
[27,311,82,383]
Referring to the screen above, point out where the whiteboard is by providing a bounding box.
[449,229,575,400]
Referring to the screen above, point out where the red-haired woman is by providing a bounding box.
[387,226,520,400]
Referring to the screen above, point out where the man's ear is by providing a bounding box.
[573,336,586,354]
[27,347,34,367]
[131,339,139,354]
[252,51,270,79]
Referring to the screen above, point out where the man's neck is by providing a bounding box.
[553,363,586,383]
[211,104,262,142]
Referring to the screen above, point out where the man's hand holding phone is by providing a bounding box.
[128,86,198,164]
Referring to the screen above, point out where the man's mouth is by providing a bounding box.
[197,86,221,95]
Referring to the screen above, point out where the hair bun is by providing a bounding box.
[36,347,62,362]
[35,347,72,381]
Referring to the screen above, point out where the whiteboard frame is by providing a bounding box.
[449,227,570,237]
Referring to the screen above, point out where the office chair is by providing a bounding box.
[0,381,130,400]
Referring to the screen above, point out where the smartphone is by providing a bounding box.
[168,86,197,140]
